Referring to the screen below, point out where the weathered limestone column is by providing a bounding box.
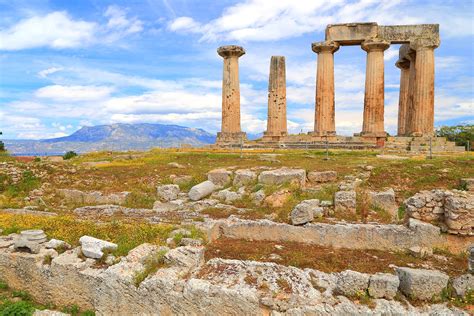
[405,47,417,136]
[360,39,389,137]
[409,39,439,136]
[312,41,340,138]
[264,56,287,140]
[216,45,247,144]
[396,55,410,136]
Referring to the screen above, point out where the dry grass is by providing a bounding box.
[205,238,468,277]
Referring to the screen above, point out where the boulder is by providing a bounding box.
[370,188,396,212]
[233,169,257,187]
[368,273,399,299]
[189,181,216,201]
[290,199,321,225]
[45,239,70,250]
[334,191,356,213]
[258,168,306,187]
[335,270,370,296]
[396,267,449,300]
[79,236,118,259]
[251,189,266,205]
[207,169,232,187]
[156,184,180,202]
[215,189,242,203]
[452,274,474,297]
[308,171,337,183]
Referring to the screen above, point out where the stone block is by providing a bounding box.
[45,239,70,250]
[290,199,321,225]
[208,169,232,187]
[335,270,370,296]
[452,274,474,297]
[233,169,257,186]
[156,184,180,202]
[258,168,306,187]
[308,171,337,183]
[444,190,473,235]
[368,273,399,299]
[370,188,396,211]
[189,181,216,201]
[215,189,242,203]
[396,267,449,300]
[79,236,118,259]
[334,191,356,213]
[326,22,378,45]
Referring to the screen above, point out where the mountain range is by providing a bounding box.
[4,123,219,155]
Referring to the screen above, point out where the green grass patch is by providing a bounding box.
[133,249,168,287]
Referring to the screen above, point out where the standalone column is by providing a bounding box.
[264,56,287,140]
[409,39,439,136]
[312,41,339,137]
[216,45,247,144]
[405,48,417,135]
[360,39,389,137]
[396,57,410,136]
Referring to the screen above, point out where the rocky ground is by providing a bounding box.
[0,149,473,315]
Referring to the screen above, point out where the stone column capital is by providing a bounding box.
[217,45,246,58]
[361,39,390,52]
[395,58,410,69]
[312,41,340,54]
[409,38,440,51]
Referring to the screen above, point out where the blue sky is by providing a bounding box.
[0,0,473,139]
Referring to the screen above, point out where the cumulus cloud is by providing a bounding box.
[37,67,64,78]
[0,6,143,51]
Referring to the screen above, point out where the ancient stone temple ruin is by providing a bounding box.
[215,23,462,152]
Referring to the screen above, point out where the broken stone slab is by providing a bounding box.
[290,199,322,225]
[208,169,233,187]
[370,188,396,211]
[215,189,242,203]
[156,184,180,202]
[180,238,203,247]
[0,208,57,217]
[189,181,216,201]
[396,267,449,301]
[335,270,370,296]
[334,191,356,213]
[14,238,41,254]
[258,168,306,187]
[164,246,204,269]
[58,189,130,205]
[233,169,257,187]
[79,236,118,259]
[308,171,337,183]
[452,274,474,297]
[264,189,291,208]
[74,205,125,217]
[368,273,399,299]
[409,246,433,258]
[152,201,181,212]
[45,239,70,250]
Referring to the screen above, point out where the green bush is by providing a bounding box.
[0,300,35,316]
[63,151,78,160]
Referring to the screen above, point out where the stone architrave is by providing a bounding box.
[409,38,439,136]
[396,54,411,136]
[264,56,287,140]
[360,39,390,137]
[216,45,247,144]
[312,41,340,137]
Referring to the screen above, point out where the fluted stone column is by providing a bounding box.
[360,39,389,137]
[216,45,247,144]
[405,48,417,136]
[264,56,287,140]
[396,57,410,136]
[409,39,439,136]
[312,41,340,137]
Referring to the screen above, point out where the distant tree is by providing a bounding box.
[436,124,473,150]
[63,151,78,160]
[0,131,4,152]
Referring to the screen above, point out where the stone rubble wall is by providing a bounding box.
[404,189,473,235]
[217,217,446,251]
[0,241,465,315]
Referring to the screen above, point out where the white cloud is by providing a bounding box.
[0,6,144,51]
[168,17,202,33]
[0,12,96,50]
[38,67,64,78]
[35,85,114,101]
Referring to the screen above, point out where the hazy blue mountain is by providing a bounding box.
[4,123,217,155]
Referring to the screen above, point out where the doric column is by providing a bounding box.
[405,48,417,135]
[396,57,410,136]
[264,56,287,139]
[409,39,439,136]
[360,39,389,137]
[312,41,340,137]
[216,45,247,144]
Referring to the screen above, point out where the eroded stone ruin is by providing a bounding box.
[215,23,463,152]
